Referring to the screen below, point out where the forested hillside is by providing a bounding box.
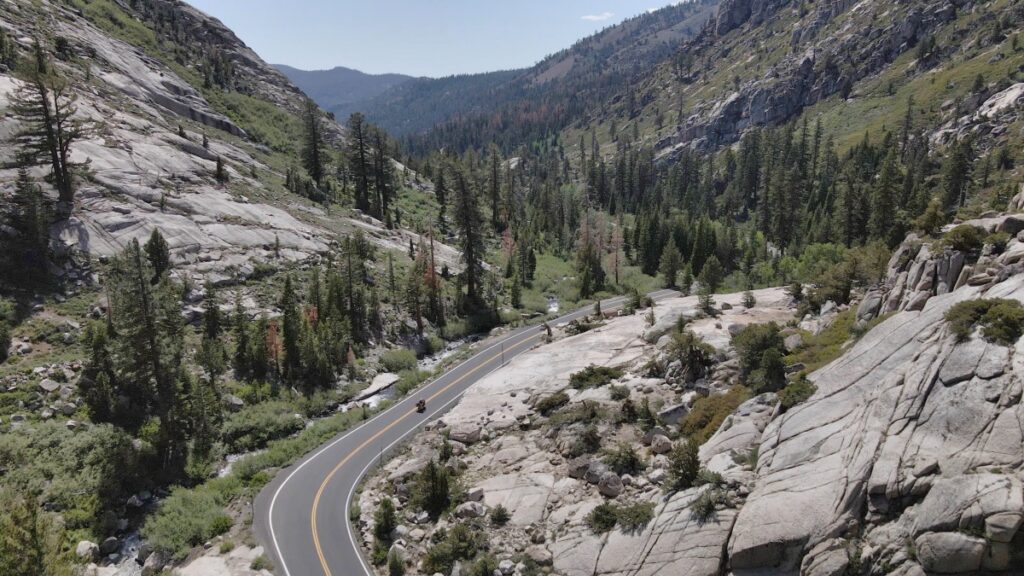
[327,0,719,151]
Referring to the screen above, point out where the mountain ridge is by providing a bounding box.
[273,63,413,119]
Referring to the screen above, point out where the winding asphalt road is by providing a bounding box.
[254,288,679,576]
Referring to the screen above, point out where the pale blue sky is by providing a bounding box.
[188,1,682,77]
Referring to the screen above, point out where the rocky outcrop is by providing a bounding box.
[359,218,1024,575]
[0,2,463,285]
[728,269,1024,573]
[662,0,1012,155]
[858,214,1024,323]
[714,0,789,37]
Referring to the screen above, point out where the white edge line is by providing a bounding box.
[266,291,675,575]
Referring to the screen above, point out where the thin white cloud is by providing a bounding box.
[581,11,614,21]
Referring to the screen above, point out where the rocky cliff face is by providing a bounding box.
[360,216,1024,575]
[655,0,1023,156]
[0,1,457,286]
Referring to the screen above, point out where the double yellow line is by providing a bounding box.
[310,331,542,575]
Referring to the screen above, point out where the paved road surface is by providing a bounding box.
[254,289,678,576]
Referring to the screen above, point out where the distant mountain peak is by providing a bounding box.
[274,64,414,112]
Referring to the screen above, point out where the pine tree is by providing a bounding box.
[488,144,502,229]
[371,126,396,223]
[679,264,693,296]
[868,148,900,243]
[10,40,87,219]
[347,113,372,212]
[426,234,445,326]
[3,168,48,283]
[281,274,302,382]
[698,255,724,294]
[144,228,171,282]
[942,139,973,209]
[232,293,252,378]
[301,99,326,186]
[510,269,522,308]
[199,284,227,385]
[434,168,448,234]
[215,156,228,183]
[89,240,189,472]
[659,241,683,288]
[414,459,451,519]
[405,246,427,335]
[452,167,485,307]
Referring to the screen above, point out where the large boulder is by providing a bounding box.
[99,537,120,556]
[449,423,482,445]
[455,501,486,519]
[913,474,1023,539]
[914,532,986,573]
[650,434,673,455]
[584,462,610,485]
[597,472,624,498]
[76,540,99,561]
[567,456,592,480]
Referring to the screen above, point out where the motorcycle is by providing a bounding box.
[416,399,426,413]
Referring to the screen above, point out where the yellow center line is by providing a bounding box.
[311,331,542,575]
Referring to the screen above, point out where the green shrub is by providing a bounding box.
[616,502,655,533]
[374,498,397,542]
[490,504,510,526]
[251,555,272,571]
[734,446,759,469]
[689,488,726,523]
[412,460,452,519]
[422,523,481,575]
[695,469,721,488]
[984,231,1011,253]
[372,540,390,566]
[608,384,631,401]
[396,369,430,396]
[945,298,1024,345]
[219,540,235,554]
[388,548,405,576]
[535,391,569,415]
[467,555,499,576]
[425,335,446,355]
[585,501,655,534]
[778,376,817,410]
[586,502,619,533]
[618,397,639,424]
[382,348,418,372]
[748,347,786,393]
[943,224,984,252]
[982,301,1024,345]
[0,422,145,535]
[569,365,623,389]
[568,425,602,457]
[666,331,716,382]
[603,443,645,475]
[680,387,750,445]
[742,290,756,309]
[221,401,305,452]
[667,439,701,491]
[144,487,233,560]
[732,323,784,382]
